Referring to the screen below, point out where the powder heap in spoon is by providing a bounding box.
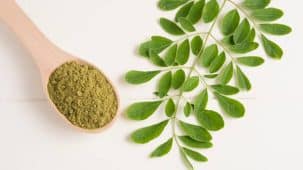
[47,61,118,130]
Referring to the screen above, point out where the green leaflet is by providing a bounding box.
[180,149,194,170]
[209,52,226,73]
[179,17,196,32]
[152,36,173,46]
[150,138,173,157]
[158,0,189,10]
[261,35,283,59]
[221,9,240,35]
[200,44,218,67]
[204,74,219,79]
[164,44,177,66]
[260,24,292,35]
[131,120,169,144]
[184,102,192,117]
[125,70,161,84]
[196,110,224,131]
[233,19,251,44]
[165,98,176,117]
[127,101,163,120]
[251,8,283,21]
[204,74,218,79]
[182,147,208,162]
[176,39,190,65]
[229,42,259,53]
[175,1,194,21]
[194,89,208,113]
[182,76,200,92]
[160,18,185,35]
[236,66,252,90]
[202,0,219,23]
[139,36,173,58]
[179,120,212,142]
[179,136,213,148]
[215,92,245,118]
[172,69,186,89]
[237,56,264,67]
[243,0,270,10]
[139,41,153,57]
[186,0,205,24]
[191,36,203,56]
[157,71,172,97]
[149,51,167,67]
[218,62,233,84]
[211,84,240,95]
[247,28,256,42]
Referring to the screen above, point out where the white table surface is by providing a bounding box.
[0,0,302,170]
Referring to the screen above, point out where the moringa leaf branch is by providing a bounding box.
[125,0,291,169]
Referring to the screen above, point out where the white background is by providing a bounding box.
[0,0,302,170]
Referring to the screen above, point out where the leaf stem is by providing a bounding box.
[192,68,210,89]
[161,94,181,101]
[179,95,191,103]
[160,94,190,102]
[170,0,228,158]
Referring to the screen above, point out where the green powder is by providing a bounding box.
[47,61,118,129]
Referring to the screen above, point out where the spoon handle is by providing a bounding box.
[0,1,69,76]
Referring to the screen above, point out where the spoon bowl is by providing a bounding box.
[0,0,119,132]
[45,59,120,133]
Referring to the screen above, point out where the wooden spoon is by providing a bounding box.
[0,0,119,132]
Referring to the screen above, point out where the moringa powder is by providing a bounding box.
[47,61,118,129]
